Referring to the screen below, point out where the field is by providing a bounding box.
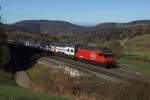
[0,71,16,85]
[125,34,150,50]
[118,59,150,75]
[0,84,69,100]
[119,50,150,61]
[0,71,69,100]
[119,34,150,59]
[117,34,150,75]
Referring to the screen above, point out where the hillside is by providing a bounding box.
[0,71,69,100]
[128,20,150,25]
[125,34,150,49]
[5,20,150,45]
[9,20,87,35]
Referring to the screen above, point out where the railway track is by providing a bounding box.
[42,56,150,84]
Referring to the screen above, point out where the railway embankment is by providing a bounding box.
[26,57,150,100]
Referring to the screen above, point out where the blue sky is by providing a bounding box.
[1,0,150,25]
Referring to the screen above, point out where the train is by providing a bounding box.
[14,39,117,68]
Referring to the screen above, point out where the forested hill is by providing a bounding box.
[7,20,87,35]
[5,20,150,41]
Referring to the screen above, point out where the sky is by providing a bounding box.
[0,0,150,25]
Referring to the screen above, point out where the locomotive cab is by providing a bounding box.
[98,48,117,68]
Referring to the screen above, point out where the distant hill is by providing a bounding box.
[94,20,150,40]
[95,23,120,28]
[10,20,86,35]
[127,20,150,25]
[5,20,150,41]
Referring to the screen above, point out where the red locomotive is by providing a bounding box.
[75,47,117,68]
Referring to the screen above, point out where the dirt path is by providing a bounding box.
[16,71,34,89]
[121,38,129,48]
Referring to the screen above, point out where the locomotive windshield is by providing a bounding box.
[99,48,114,58]
[99,53,114,57]
[103,53,114,57]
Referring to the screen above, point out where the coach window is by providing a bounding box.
[71,49,73,52]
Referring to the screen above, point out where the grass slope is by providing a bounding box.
[0,71,15,86]
[0,84,68,100]
[119,59,150,75]
[125,34,150,50]
[119,34,150,61]
[0,71,69,100]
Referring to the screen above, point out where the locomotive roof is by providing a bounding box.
[78,46,112,52]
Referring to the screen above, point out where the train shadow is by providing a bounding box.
[7,44,50,72]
